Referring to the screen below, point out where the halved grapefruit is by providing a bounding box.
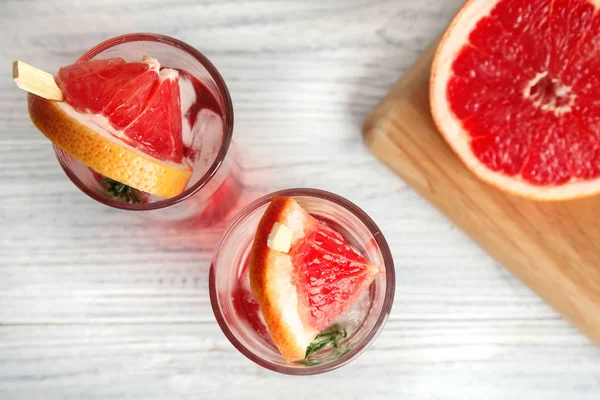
[28,56,191,198]
[431,0,600,200]
[249,196,379,362]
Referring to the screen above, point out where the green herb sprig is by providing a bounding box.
[102,178,143,204]
[302,325,348,366]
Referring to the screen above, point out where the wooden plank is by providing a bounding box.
[363,41,600,347]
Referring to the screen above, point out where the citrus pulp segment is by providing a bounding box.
[122,68,183,163]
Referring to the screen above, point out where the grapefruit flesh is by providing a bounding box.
[431,0,600,200]
[56,57,183,164]
[103,68,160,129]
[122,69,183,163]
[58,58,147,115]
[292,223,377,333]
[249,196,379,362]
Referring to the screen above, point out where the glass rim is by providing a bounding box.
[54,32,234,211]
[209,188,396,375]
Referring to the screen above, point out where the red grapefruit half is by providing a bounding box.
[28,57,190,198]
[249,197,379,362]
[431,0,600,200]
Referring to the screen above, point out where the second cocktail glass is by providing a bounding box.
[209,189,395,374]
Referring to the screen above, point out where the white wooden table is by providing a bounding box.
[2,0,600,398]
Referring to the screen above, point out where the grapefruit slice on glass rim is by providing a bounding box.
[249,196,379,362]
[27,56,191,199]
[431,0,600,200]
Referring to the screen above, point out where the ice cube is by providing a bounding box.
[179,73,197,147]
[185,108,224,187]
[331,289,372,335]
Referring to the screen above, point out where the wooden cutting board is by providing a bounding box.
[363,39,600,345]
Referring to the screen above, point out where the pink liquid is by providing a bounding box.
[179,71,221,128]
[233,257,273,344]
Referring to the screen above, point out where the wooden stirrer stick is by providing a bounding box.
[12,61,64,101]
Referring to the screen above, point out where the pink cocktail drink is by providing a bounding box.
[210,189,396,374]
[53,33,241,224]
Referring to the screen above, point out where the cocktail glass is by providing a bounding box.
[209,188,395,374]
[53,33,241,225]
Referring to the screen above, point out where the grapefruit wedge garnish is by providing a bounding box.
[249,196,379,362]
[431,0,600,200]
[24,56,191,199]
